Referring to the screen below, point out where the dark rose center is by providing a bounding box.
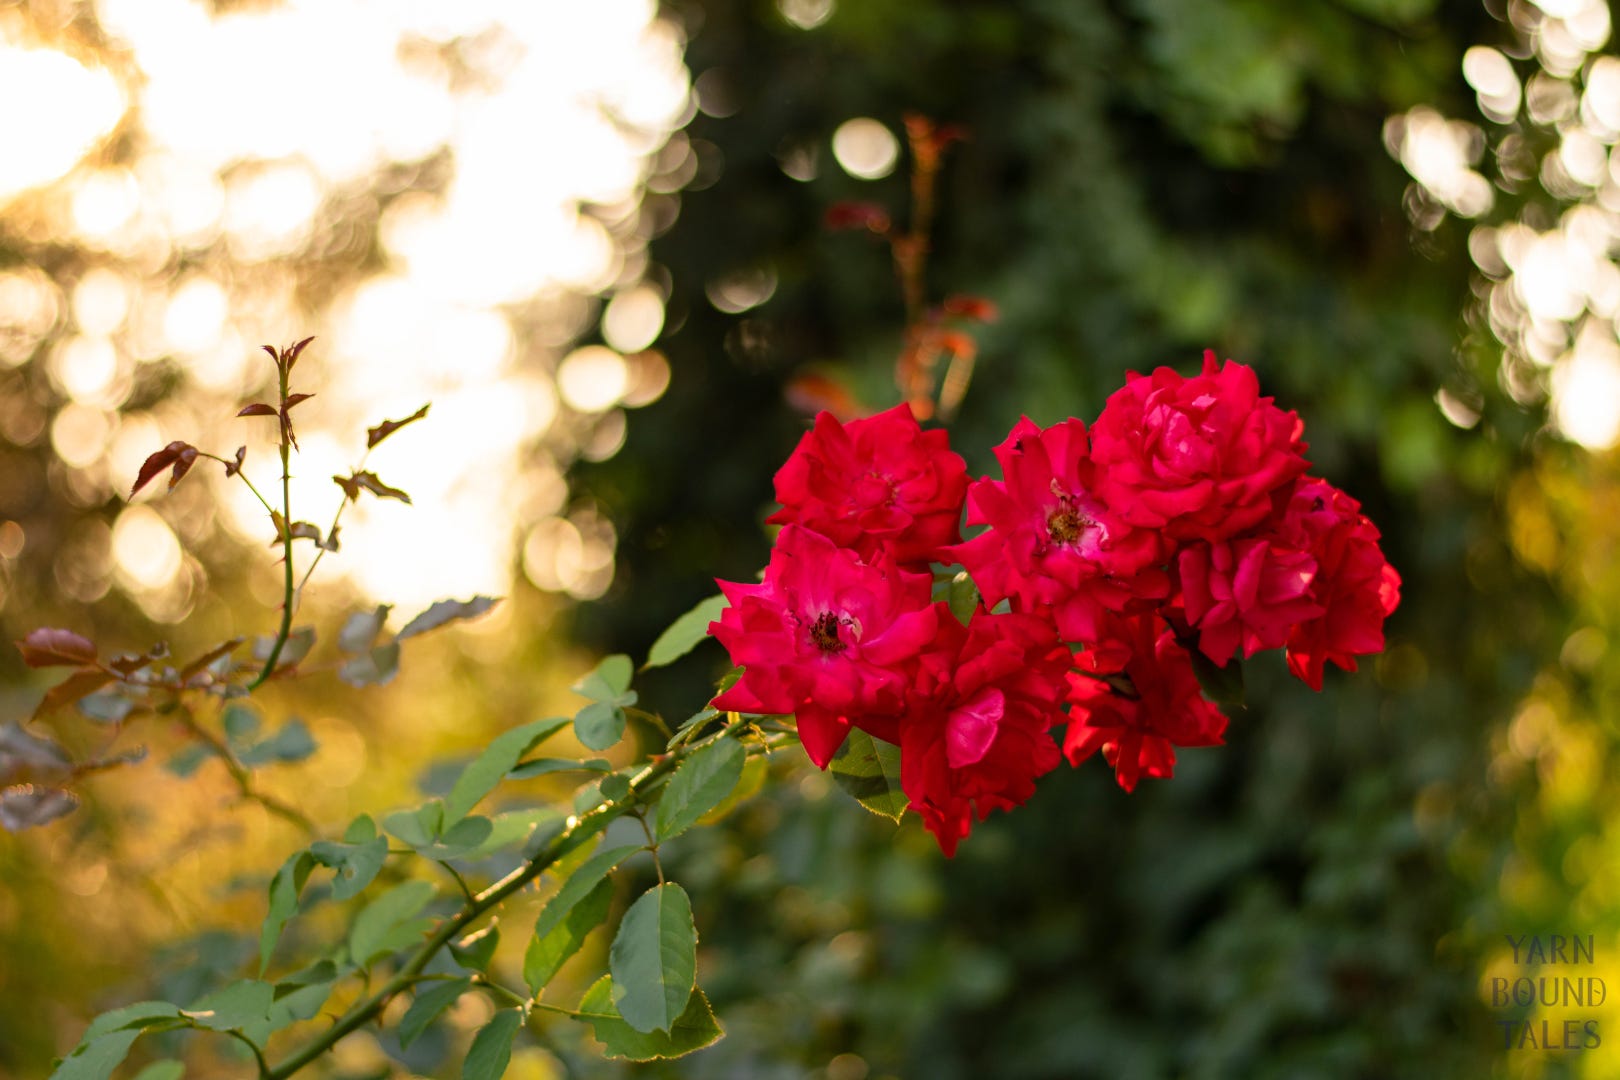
[1045,488,1093,544]
[810,612,845,653]
[1047,510,1084,543]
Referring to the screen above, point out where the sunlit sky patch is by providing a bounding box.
[0,0,692,618]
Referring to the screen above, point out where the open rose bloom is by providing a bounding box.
[709,352,1400,853]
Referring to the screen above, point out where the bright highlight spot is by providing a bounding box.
[833,118,900,181]
[558,346,630,412]
[112,505,183,589]
[0,46,125,204]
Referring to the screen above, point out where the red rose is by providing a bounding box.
[709,525,938,767]
[1090,351,1309,544]
[945,416,1167,643]
[1064,613,1227,792]
[768,405,969,567]
[1274,478,1402,690]
[899,610,1070,855]
[1177,537,1323,665]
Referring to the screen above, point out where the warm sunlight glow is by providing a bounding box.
[0,44,125,205]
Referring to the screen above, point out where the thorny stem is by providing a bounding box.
[263,727,788,1079]
[250,355,297,691]
[174,705,318,837]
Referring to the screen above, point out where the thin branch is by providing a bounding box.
[249,353,297,691]
[263,727,768,1079]
[173,707,318,837]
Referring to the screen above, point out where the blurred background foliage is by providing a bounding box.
[2,0,1617,1077]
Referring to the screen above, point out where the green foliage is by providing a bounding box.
[399,977,471,1050]
[348,880,437,966]
[573,654,637,750]
[575,977,724,1061]
[462,1008,523,1080]
[609,883,697,1034]
[656,737,746,841]
[444,716,570,824]
[829,729,909,822]
[644,594,727,669]
[525,877,614,994]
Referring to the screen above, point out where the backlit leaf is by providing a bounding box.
[829,728,908,823]
[396,596,499,640]
[259,850,314,973]
[644,595,726,669]
[576,976,722,1061]
[337,606,391,653]
[16,628,97,668]
[367,402,431,448]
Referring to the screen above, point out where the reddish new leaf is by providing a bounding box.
[335,471,412,504]
[106,641,169,676]
[283,393,315,410]
[179,637,246,682]
[36,670,115,717]
[168,444,199,490]
[284,335,315,371]
[16,628,97,668]
[267,521,323,547]
[132,441,196,498]
[225,445,247,477]
[942,295,999,322]
[366,403,431,449]
[318,525,341,553]
[824,201,891,233]
[238,403,278,418]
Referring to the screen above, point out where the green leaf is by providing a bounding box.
[533,845,640,940]
[337,642,401,688]
[574,701,626,751]
[666,708,718,750]
[644,595,727,669]
[349,880,437,965]
[382,802,441,849]
[509,757,612,780]
[77,691,137,724]
[165,744,214,778]
[222,704,261,744]
[609,883,696,1034]
[524,876,613,994]
[463,1008,523,1080]
[399,976,472,1049]
[49,1030,145,1080]
[260,850,314,973]
[1186,645,1246,707]
[415,815,495,860]
[656,738,745,842]
[184,979,274,1031]
[574,654,634,702]
[239,719,317,767]
[461,807,564,859]
[81,1002,183,1042]
[576,976,722,1061]
[309,826,388,902]
[396,596,499,640]
[131,1063,185,1080]
[444,717,570,825]
[450,925,500,972]
[599,772,632,803]
[829,729,908,823]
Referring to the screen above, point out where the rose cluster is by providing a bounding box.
[708,352,1400,854]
